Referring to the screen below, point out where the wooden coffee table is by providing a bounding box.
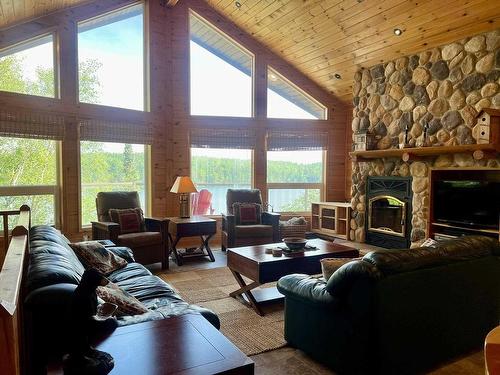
[227,239,359,315]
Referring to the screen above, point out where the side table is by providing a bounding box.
[168,216,217,265]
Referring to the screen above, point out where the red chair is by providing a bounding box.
[191,189,214,215]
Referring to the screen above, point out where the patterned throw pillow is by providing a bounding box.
[69,241,127,275]
[233,203,262,225]
[320,257,363,281]
[97,282,148,316]
[421,237,438,248]
[108,208,145,234]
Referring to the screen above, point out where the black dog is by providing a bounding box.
[64,269,117,375]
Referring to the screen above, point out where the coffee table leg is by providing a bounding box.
[229,270,264,316]
[201,234,215,262]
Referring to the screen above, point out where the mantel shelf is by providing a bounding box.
[350,143,500,162]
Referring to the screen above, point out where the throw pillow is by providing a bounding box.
[421,237,438,248]
[233,202,262,225]
[69,241,127,275]
[108,208,145,234]
[320,257,363,281]
[97,282,148,316]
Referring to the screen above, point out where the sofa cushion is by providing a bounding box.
[235,224,273,238]
[364,235,498,275]
[117,232,162,247]
[107,263,152,283]
[69,241,127,275]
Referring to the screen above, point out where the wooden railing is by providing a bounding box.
[0,205,31,375]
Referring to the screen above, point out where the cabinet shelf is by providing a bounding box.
[350,143,499,162]
[311,202,352,241]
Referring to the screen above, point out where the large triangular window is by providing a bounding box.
[267,67,326,120]
[0,34,56,98]
[189,10,253,117]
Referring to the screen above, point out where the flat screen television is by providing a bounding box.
[434,179,500,229]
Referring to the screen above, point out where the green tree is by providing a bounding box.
[0,54,102,225]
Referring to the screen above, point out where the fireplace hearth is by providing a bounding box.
[365,176,413,248]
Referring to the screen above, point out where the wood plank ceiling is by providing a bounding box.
[2,0,500,103]
[207,0,500,103]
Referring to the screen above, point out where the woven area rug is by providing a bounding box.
[159,267,286,356]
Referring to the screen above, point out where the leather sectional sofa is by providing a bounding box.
[277,236,500,375]
[24,225,219,373]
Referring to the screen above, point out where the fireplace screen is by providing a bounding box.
[368,195,406,237]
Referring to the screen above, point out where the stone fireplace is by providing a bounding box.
[365,176,412,248]
[349,29,500,248]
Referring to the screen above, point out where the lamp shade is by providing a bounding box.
[170,176,198,194]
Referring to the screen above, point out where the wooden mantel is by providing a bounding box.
[350,143,500,162]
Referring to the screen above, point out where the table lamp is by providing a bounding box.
[170,176,198,218]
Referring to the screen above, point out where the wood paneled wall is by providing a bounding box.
[0,0,350,240]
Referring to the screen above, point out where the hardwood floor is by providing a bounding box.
[152,241,486,375]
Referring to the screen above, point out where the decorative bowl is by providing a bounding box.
[282,237,307,251]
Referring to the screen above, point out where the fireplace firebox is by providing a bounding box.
[365,176,412,248]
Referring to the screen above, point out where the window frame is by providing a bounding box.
[267,66,327,120]
[75,2,148,111]
[188,9,255,118]
[78,141,151,229]
[0,32,59,99]
[266,150,326,214]
[189,146,254,217]
[0,140,62,230]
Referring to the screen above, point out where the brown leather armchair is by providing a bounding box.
[91,191,169,269]
[221,189,280,251]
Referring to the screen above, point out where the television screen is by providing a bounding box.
[434,180,500,229]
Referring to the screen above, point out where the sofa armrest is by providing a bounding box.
[108,246,135,263]
[262,211,280,241]
[144,217,169,234]
[91,221,120,242]
[277,274,340,308]
[222,214,235,231]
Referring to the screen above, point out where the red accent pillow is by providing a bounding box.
[108,208,144,234]
[233,203,262,225]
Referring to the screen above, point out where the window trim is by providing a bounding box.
[266,150,326,214]
[267,65,327,120]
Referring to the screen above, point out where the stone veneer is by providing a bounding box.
[350,29,500,247]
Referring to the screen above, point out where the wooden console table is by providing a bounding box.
[167,216,217,265]
[48,315,254,375]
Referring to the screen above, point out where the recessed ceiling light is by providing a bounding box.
[334,73,342,79]
[235,1,242,8]
[268,73,277,81]
[394,28,403,36]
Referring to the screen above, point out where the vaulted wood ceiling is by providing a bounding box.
[2,0,500,103]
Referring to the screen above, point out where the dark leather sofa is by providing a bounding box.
[24,225,220,374]
[277,236,500,375]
